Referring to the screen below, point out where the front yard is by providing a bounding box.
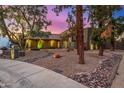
[16,49,113,78]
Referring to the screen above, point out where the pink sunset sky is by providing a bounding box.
[45,5,90,34]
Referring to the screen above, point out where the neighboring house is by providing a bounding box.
[115,32,124,50]
[60,28,92,49]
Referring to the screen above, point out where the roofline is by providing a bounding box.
[24,38,61,41]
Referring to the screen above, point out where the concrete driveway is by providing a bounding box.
[0,59,86,88]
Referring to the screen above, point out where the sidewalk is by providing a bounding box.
[0,59,86,88]
[112,51,124,88]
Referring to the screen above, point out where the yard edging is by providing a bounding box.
[71,54,122,88]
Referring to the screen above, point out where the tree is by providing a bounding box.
[86,6,107,56]
[0,5,51,49]
[0,6,23,50]
[27,30,51,37]
[60,27,76,51]
[110,15,124,51]
[106,6,122,51]
[65,13,76,51]
[87,5,122,56]
[53,5,85,64]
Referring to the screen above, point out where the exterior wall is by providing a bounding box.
[43,40,50,48]
[57,41,60,48]
[25,39,61,49]
[50,40,57,48]
[31,40,37,48]
[62,41,68,48]
[26,39,44,49]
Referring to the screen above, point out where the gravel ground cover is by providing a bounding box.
[16,49,113,78]
[71,54,122,88]
[1,49,123,88]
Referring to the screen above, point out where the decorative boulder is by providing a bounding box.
[53,53,61,58]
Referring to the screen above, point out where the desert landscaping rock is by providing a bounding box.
[17,49,110,77]
[53,53,61,58]
[0,50,123,88]
[71,54,122,88]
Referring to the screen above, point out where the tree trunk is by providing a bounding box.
[99,45,104,56]
[99,19,105,56]
[20,23,25,50]
[76,5,85,64]
[76,35,79,55]
[111,33,115,51]
[76,20,79,54]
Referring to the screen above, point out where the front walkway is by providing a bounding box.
[0,59,86,88]
[112,50,124,88]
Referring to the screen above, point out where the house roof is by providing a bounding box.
[43,34,61,40]
[25,34,61,40]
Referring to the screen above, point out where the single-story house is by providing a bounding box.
[25,34,63,49]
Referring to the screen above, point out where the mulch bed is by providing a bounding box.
[71,54,122,88]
